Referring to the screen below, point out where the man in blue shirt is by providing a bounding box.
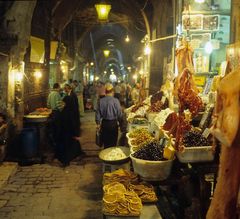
[96,83,122,148]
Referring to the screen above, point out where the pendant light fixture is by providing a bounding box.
[95,3,111,21]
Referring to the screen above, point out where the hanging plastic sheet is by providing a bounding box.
[30,36,45,63]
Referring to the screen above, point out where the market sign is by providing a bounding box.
[30,36,45,63]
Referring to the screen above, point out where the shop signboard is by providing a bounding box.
[203,15,219,31]
[191,33,211,49]
[182,14,203,31]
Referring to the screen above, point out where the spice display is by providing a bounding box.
[128,128,149,138]
[182,130,210,147]
[128,182,158,203]
[103,169,138,186]
[129,129,154,150]
[130,133,154,148]
[132,140,166,161]
[103,182,142,216]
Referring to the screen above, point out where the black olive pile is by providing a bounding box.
[182,130,210,147]
[132,140,166,161]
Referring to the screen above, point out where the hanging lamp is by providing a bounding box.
[95,3,111,21]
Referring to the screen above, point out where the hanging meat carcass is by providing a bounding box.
[174,41,196,96]
[207,68,240,219]
[177,68,203,116]
[175,40,195,74]
[174,41,203,116]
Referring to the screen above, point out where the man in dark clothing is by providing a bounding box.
[96,83,122,148]
[47,83,62,152]
[57,84,84,166]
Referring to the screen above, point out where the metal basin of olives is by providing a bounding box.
[130,154,174,181]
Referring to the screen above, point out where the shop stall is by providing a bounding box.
[98,1,238,218]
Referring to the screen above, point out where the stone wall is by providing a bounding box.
[0,1,36,127]
[149,0,174,94]
[23,0,51,113]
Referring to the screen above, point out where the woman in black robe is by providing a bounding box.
[57,84,83,166]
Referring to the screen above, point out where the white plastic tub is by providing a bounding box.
[176,146,214,163]
[130,154,174,181]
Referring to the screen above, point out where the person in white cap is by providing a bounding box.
[95,83,122,148]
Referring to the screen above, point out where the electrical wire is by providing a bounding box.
[142,0,149,10]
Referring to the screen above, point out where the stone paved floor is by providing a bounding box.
[0,112,103,219]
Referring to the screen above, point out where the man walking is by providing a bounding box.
[96,83,122,148]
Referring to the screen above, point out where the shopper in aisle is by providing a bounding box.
[73,80,85,117]
[89,82,98,111]
[131,83,140,105]
[57,84,84,166]
[47,83,63,151]
[114,82,121,100]
[120,81,127,106]
[95,83,122,148]
[126,82,132,107]
[97,81,106,99]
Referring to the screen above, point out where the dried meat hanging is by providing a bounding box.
[174,40,203,116]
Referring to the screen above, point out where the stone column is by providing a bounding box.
[2,1,37,129]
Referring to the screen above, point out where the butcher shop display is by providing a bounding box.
[207,67,240,219]
[176,68,203,116]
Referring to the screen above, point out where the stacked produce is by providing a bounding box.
[148,91,169,113]
[128,129,154,151]
[103,169,138,187]
[182,130,210,147]
[103,169,157,203]
[103,182,142,216]
[132,140,166,161]
[128,182,158,203]
[29,108,52,116]
[128,128,148,138]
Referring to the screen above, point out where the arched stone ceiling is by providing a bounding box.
[50,0,154,75]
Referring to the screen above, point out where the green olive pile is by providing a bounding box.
[132,140,166,161]
[182,130,210,147]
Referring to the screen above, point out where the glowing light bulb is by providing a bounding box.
[133,74,138,80]
[205,41,213,54]
[34,71,42,79]
[125,35,130,42]
[144,45,151,55]
[15,71,23,81]
[195,0,205,3]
